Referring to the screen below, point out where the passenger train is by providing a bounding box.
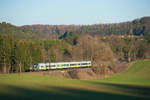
[33,61,91,71]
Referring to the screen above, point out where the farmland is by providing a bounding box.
[0,60,150,100]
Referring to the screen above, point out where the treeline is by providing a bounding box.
[0,16,150,74]
[1,17,150,40]
[22,16,150,37]
[102,35,150,62]
[23,24,80,35]
[0,22,60,39]
[1,33,150,73]
[0,33,116,73]
[0,22,40,39]
[0,34,71,73]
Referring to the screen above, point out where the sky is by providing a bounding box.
[0,0,150,26]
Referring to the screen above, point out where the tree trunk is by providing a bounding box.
[19,61,22,73]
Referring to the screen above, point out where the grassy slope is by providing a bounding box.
[96,60,150,86]
[0,60,150,100]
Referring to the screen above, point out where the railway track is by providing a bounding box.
[37,67,91,72]
[23,67,92,74]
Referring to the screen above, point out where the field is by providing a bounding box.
[0,60,150,100]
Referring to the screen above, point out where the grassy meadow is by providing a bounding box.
[0,60,150,100]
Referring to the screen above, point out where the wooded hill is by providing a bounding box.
[0,16,150,40]
[22,16,150,38]
[0,16,150,74]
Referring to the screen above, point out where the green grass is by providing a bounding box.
[0,60,150,100]
[95,60,150,86]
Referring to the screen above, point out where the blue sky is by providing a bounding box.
[0,0,150,26]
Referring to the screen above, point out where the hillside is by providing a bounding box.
[0,22,60,39]
[0,60,150,100]
[1,26,150,74]
[95,60,150,86]
[0,22,39,39]
[22,16,150,37]
[23,24,80,35]
[0,16,150,74]
[0,16,150,39]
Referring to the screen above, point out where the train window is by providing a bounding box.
[70,64,76,66]
[62,64,65,66]
[62,64,69,66]
[81,63,88,65]
[41,66,44,68]
[50,65,56,67]
[57,65,60,67]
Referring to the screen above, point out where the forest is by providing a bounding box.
[0,16,150,74]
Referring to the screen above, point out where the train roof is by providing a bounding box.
[35,61,91,65]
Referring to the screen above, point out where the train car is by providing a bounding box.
[33,61,91,71]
